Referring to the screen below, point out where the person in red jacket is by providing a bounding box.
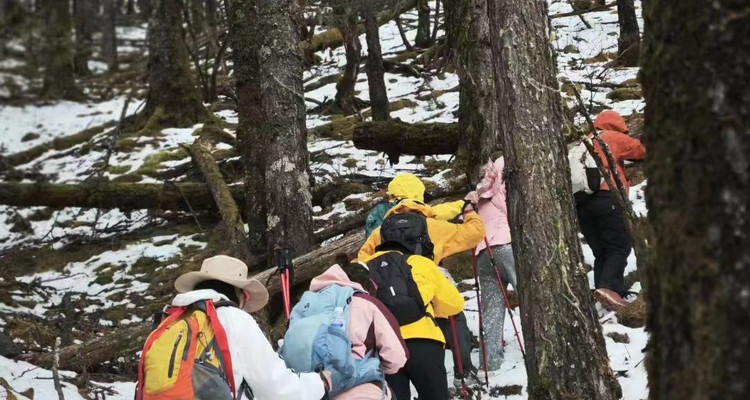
[577,110,645,310]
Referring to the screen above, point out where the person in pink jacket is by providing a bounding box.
[466,157,517,375]
[308,265,409,400]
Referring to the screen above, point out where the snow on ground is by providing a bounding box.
[0,356,134,400]
[0,97,143,154]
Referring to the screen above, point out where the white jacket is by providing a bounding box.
[171,289,325,400]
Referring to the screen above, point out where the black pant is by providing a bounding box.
[576,191,632,295]
[386,339,448,400]
[436,312,474,377]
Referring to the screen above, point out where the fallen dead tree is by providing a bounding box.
[352,120,459,163]
[0,181,244,212]
[26,323,150,372]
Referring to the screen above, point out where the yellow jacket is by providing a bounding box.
[358,200,486,265]
[359,251,465,343]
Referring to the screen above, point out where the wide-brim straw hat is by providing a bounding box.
[174,255,269,313]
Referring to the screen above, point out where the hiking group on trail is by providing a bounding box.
[135,110,644,400]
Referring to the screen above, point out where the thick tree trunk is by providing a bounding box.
[364,11,389,121]
[617,0,640,66]
[102,0,119,72]
[228,0,315,260]
[454,0,498,181]
[189,130,251,261]
[39,0,84,101]
[73,0,95,76]
[0,182,245,212]
[487,0,622,399]
[143,0,209,127]
[334,11,361,114]
[415,0,431,48]
[352,120,458,162]
[641,0,750,398]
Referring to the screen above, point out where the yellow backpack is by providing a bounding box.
[136,300,237,400]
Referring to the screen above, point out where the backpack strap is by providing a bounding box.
[205,300,237,400]
[136,306,186,400]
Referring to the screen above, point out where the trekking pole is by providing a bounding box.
[471,251,490,387]
[276,248,293,320]
[483,238,526,357]
[449,316,469,400]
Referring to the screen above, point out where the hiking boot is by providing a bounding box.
[595,288,628,311]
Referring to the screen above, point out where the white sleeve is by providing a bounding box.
[219,308,326,400]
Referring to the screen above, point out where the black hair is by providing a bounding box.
[194,279,240,304]
[346,263,375,293]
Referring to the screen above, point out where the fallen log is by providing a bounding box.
[0,181,244,212]
[188,129,251,260]
[352,120,459,163]
[25,323,150,372]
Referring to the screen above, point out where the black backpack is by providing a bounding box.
[376,212,434,259]
[368,212,434,326]
[367,251,427,326]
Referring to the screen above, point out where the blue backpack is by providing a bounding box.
[280,285,384,396]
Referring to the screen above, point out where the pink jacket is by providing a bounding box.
[475,157,512,254]
[309,265,408,400]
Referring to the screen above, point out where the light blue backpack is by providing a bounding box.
[280,284,384,396]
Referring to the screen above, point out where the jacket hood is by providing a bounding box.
[477,156,505,199]
[388,173,425,202]
[172,289,229,307]
[594,110,628,133]
[385,199,437,218]
[310,265,366,292]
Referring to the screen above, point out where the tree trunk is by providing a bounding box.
[641,0,750,398]
[487,0,622,398]
[415,0,431,48]
[352,120,458,163]
[143,0,210,128]
[73,0,95,76]
[102,0,119,72]
[228,0,315,260]
[364,11,389,121]
[454,0,498,181]
[39,0,84,101]
[617,0,640,66]
[334,11,361,114]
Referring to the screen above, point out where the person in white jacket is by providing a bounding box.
[170,255,331,400]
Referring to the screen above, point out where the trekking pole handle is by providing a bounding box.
[275,248,293,272]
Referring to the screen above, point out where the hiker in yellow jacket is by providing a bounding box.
[357,250,464,400]
[358,173,486,264]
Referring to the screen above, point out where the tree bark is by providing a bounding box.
[487,0,622,398]
[102,0,119,72]
[143,0,210,127]
[334,10,362,114]
[454,0,499,181]
[641,0,750,398]
[39,0,84,101]
[364,11,389,121]
[0,181,245,212]
[189,130,251,261]
[228,0,315,260]
[352,120,458,162]
[73,0,95,76]
[415,0,431,48]
[617,0,640,67]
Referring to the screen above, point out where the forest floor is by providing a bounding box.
[0,1,648,399]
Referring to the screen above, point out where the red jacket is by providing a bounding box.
[593,110,645,196]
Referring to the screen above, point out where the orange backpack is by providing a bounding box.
[136,300,237,400]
